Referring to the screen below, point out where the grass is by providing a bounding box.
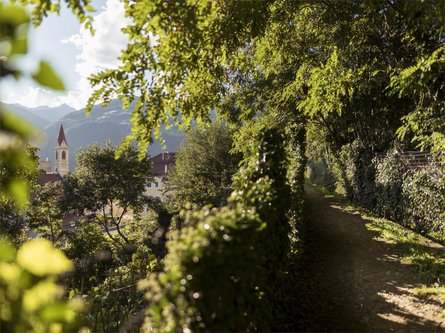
[307,181,445,301]
[365,217,444,285]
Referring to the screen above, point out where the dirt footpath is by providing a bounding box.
[302,185,445,332]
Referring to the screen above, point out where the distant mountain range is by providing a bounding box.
[3,103,75,129]
[5,100,184,171]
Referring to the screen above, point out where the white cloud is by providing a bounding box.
[58,0,131,109]
[5,0,130,110]
[63,0,130,70]
[6,86,64,108]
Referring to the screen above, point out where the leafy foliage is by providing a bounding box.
[85,245,160,332]
[12,0,94,30]
[0,145,39,245]
[0,0,64,207]
[63,141,152,244]
[338,143,445,236]
[401,161,445,235]
[0,2,88,331]
[0,238,82,333]
[167,122,242,209]
[27,181,65,246]
[86,0,273,155]
[140,125,303,331]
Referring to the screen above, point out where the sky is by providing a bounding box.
[0,0,131,110]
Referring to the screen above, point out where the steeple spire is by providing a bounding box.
[54,123,69,176]
[57,124,67,145]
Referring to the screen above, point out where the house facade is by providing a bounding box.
[145,152,176,201]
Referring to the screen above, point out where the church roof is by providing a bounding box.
[57,124,67,145]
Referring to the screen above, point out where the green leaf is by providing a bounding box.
[11,36,28,55]
[0,238,16,262]
[40,303,76,323]
[6,178,28,207]
[0,5,29,26]
[22,280,63,312]
[32,61,65,91]
[0,109,36,138]
[17,239,73,276]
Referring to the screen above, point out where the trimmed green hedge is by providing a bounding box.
[340,142,445,236]
[140,125,305,331]
[308,141,444,237]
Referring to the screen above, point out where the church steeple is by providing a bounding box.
[57,124,67,146]
[54,123,69,176]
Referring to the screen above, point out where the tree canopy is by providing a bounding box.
[83,0,443,159]
[63,141,152,244]
[167,122,242,209]
[1,0,444,332]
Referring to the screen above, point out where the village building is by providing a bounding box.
[36,126,176,224]
[38,124,69,176]
[145,152,176,201]
[35,124,77,228]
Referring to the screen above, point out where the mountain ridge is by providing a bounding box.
[7,100,184,171]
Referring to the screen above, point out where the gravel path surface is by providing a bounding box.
[302,185,445,332]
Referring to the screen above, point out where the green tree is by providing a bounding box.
[0,2,93,332]
[0,145,40,245]
[27,181,65,246]
[63,141,152,244]
[167,122,242,209]
[82,0,443,161]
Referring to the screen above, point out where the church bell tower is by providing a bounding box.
[54,124,69,176]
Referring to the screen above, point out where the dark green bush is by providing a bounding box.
[83,245,159,332]
[338,142,444,237]
[140,125,303,331]
[402,163,445,234]
[374,149,411,222]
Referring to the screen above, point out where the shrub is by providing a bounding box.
[140,125,301,331]
[334,141,445,237]
[0,238,83,333]
[403,162,445,234]
[82,245,159,332]
[374,149,411,222]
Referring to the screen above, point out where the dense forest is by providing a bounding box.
[1,0,444,332]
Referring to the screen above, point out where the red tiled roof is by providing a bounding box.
[30,173,62,201]
[151,152,176,176]
[36,173,62,188]
[57,124,67,145]
[62,214,81,227]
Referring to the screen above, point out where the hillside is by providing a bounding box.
[36,99,184,171]
[4,103,75,128]
[3,103,51,129]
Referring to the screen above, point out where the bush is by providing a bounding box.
[0,238,83,333]
[82,245,159,332]
[335,141,445,237]
[374,149,411,222]
[140,125,303,331]
[403,162,445,234]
